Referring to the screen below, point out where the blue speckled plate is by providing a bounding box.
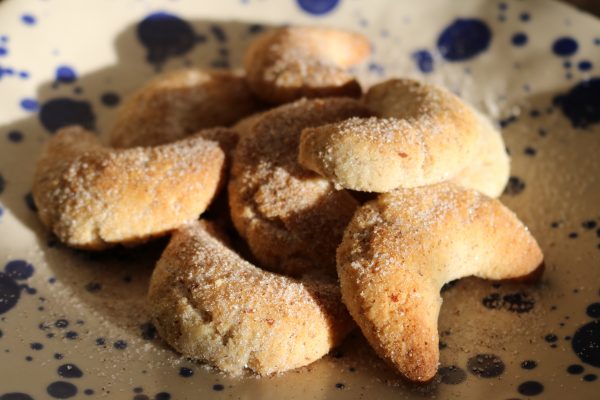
[1,0,599,399]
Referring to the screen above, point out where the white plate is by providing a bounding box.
[0,0,599,398]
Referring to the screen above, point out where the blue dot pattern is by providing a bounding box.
[21,14,36,25]
[0,2,598,399]
[437,19,492,61]
[553,37,578,57]
[512,32,528,46]
[412,50,434,73]
[56,65,77,83]
[137,12,199,66]
[296,0,339,15]
[20,98,38,111]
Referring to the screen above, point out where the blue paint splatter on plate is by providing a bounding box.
[0,393,34,400]
[554,77,600,128]
[210,25,227,43]
[5,260,34,280]
[553,37,578,57]
[412,49,434,73]
[0,67,14,77]
[100,92,120,107]
[571,300,600,367]
[296,0,339,15]
[137,12,203,66]
[578,60,592,71]
[20,98,38,112]
[0,260,35,315]
[368,62,384,76]
[21,14,36,26]
[46,381,78,399]
[55,66,77,84]
[512,32,528,46]
[437,18,492,61]
[57,364,83,378]
[39,98,95,133]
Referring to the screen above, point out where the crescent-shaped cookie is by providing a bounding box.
[148,221,353,376]
[298,79,482,192]
[33,126,230,249]
[337,182,543,381]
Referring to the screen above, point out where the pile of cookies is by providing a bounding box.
[32,26,543,382]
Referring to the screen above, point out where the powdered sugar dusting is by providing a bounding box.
[33,126,227,249]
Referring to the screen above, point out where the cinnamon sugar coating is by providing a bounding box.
[244,27,370,104]
[337,183,543,382]
[110,68,261,148]
[299,79,483,192]
[33,126,230,249]
[148,221,353,376]
[229,97,372,277]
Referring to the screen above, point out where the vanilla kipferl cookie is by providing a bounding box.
[452,112,510,197]
[110,69,261,147]
[337,183,543,382]
[244,27,370,104]
[33,126,229,249]
[148,221,353,376]
[229,97,372,277]
[299,79,482,192]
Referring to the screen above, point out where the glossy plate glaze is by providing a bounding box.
[0,0,599,399]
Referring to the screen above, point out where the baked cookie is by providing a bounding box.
[299,79,482,192]
[148,221,353,376]
[337,182,543,381]
[229,97,371,276]
[110,68,261,147]
[452,112,510,197]
[33,126,229,249]
[244,27,370,104]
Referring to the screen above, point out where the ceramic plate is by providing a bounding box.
[0,0,599,398]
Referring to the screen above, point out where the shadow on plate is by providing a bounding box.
[0,14,275,358]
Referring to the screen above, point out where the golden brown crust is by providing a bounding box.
[228,98,372,277]
[337,182,543,382]
[110,68,262,147]
[244,27,370,104]
[148,221,354,376]
[231,111,267,139]
[33,126,228,249]
[298,79,482,192]
[452,112,510,197]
